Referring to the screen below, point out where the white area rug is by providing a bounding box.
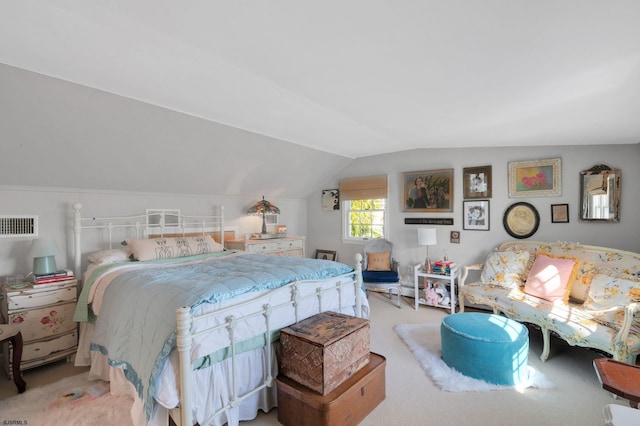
[0,372,133,426]
[394,322,555,392]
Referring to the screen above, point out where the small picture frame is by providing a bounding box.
[463,166,492,199]
[463,200,490,231]
[322,189,340,211]
[551,203,569,223]
[508,158,562,197]
[450,231,460,244]
[315,249,338,261]
[402,169,454,212]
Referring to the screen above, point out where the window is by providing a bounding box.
[342,198,388,241]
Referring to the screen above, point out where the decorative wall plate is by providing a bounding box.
[503,202,540,239]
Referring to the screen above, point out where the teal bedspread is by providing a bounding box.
[86,252,354,422]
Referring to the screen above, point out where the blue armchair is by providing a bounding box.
[362,238,401,308]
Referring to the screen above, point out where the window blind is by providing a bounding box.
[339,175,388,200]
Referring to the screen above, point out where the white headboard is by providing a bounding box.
[72,203,236,278]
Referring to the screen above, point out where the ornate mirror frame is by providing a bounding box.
[579,165,620,222]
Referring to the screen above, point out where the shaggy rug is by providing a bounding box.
[0,372,133,426]
[394,322,555,392]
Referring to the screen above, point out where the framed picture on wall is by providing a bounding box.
[402,169,453,212]
[508,158,561,197]
[322,189,340,211]
[462,200,490,231]
[551,203,569,223]
[463,166,492,199]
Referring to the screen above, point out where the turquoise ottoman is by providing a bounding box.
[440,313,529,386]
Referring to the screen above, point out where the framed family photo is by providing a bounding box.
[462,200,490,231]
[402,168,453,212]
[508,158,561,198]
[463,165,492,199]
[315,249,337,261]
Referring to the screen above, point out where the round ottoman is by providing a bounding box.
[440,312,529,386]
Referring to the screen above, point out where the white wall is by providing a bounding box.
[307,144,640,276]
[0,187,306,277]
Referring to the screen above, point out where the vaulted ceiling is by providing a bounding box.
[3,1,640,160]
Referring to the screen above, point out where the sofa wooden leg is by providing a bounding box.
[540,328,550,362]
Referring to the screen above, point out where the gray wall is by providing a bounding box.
[307,144,640,278]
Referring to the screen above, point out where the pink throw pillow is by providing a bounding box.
[524,253,579,303]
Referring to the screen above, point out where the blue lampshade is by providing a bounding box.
[28,238,60,275]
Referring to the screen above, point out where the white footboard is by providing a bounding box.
[175,254,364,426]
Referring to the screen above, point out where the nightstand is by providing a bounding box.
[225,236,306,257]
[1,280,78,378]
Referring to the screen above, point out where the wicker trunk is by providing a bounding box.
[279,311,370,395]
[277,352,386,426]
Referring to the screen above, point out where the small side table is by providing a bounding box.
[0,324,27,393]
[594,358,640,408]
[413,264,459,314]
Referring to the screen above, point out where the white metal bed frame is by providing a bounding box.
[71,203,364,426]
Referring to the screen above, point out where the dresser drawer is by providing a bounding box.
[21,330,78,362]
[246,241,279,253]
[8,301,77,342]
[277,239,304,251]
[8,285,77,310]
[276,249,304,258]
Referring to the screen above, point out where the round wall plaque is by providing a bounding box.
[503,202,540,239]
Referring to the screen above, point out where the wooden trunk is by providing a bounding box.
[279,311,370,395]
[277,352,386,426]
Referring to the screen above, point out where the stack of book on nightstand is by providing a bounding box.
[31,269,75,285]
[432,260,455,275]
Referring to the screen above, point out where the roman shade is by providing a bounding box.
[339,175,388,200]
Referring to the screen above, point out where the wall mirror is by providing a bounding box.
[580,165,620,222]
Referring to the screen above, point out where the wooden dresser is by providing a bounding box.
[226,236,305,258]
[1,280,78,377]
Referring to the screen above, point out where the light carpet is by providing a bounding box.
[394,322,555,392]
[0,372,133,426]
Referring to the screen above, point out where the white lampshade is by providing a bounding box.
[28,238,60,275]
[418,228,437,246]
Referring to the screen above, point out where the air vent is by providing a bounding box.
[0,215,38,238]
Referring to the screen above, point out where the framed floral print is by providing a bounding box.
[463,165,492,199]
[508,158,561,197]
[402,169,453,212]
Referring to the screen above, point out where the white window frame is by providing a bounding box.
[341,198,389,242]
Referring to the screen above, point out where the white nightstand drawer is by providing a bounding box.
[8,301,77,341]
[247,241,279,253]
[8,285,76,310]
[21,330,78,362]
[277,239,303,251]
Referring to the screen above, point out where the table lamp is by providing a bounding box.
[28,238,59,275]
[247,196,280,234]
[418,228,437,273]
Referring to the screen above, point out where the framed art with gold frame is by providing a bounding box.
[463,165,492,199]
[402,169,453,212]
[508,158,561,198]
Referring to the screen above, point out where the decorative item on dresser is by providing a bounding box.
[1,279,78,377]
[247,196,280,234]
[226,235,306,257]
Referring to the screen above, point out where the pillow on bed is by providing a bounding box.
[127,236,224,261]
[367,251,391,271]
[87,248,131,265]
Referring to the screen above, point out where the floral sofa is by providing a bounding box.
[459,241,640,363]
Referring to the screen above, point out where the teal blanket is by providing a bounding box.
[87,253,354,422]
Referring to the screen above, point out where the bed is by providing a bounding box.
[70,203,368,426]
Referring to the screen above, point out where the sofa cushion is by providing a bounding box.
[367,251,391,271]
[524,253,579,303]
[583,273,640,311]
[480,250,529,289]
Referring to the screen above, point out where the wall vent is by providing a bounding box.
[0,215,38,238]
